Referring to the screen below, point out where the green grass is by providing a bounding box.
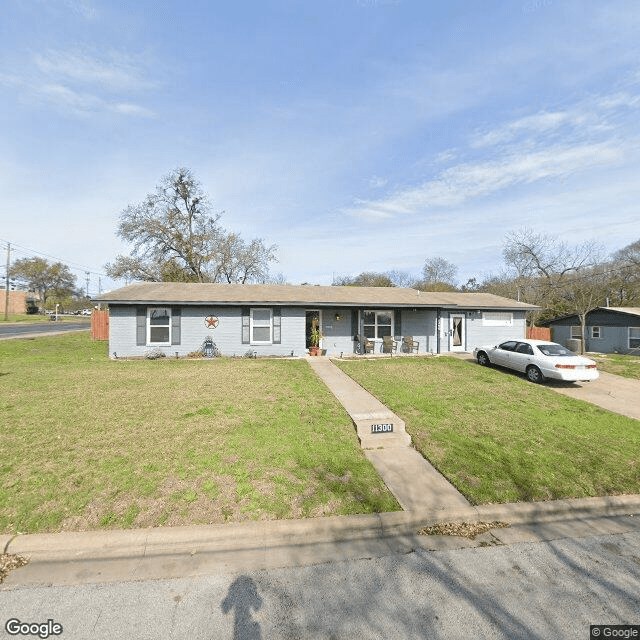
[336,357,640,505]
[1,314,51,323]
[590,353,640,379]
[0,334,399,534]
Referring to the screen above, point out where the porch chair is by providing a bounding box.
[355,334,375,355]
[402,336,419,353]
[382,335,398,354]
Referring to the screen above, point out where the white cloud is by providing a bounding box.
[33,49,152,91]
[63,0,98,20]
[347,141,623,220]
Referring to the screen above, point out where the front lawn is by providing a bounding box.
[336,357,640,505]
[0,334,399,534]
[590,353,640,380]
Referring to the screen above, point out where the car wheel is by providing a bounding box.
[477,352,490,367]
[526,365,543,384]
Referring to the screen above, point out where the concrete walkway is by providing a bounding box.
[306,356,470,512]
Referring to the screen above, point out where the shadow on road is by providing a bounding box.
[221,575,263,640]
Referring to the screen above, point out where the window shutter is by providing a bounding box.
[171,307,181,345]
[351,309,358,338]
[241,307,250,344]
[394,309,402,338]
[136,307,146,346]
[273,308,281,344]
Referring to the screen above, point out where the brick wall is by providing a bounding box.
[0,290,28,314]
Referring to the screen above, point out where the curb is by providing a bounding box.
[3,494,640,564]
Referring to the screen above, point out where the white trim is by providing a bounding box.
[449,314,465,351]
[570,325,582,339]
[482,312,513,327]
[250,307,273,344]
[591,326,602,339]
[362,309,394,340]
[147,306,171,346]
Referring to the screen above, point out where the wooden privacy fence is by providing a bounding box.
[91,310,109,340]
[527,326,551,341]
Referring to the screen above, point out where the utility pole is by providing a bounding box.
[85,271,90,298]
[4,242,10,321]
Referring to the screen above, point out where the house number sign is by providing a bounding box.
[371,423,393,433]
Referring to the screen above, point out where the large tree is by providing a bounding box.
[420,257,458,287]
[10,257,76,306]
[502,228,604,323]
[106,167,277,283]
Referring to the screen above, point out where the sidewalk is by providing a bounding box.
[306,356,470,511]
[3,495,640,587]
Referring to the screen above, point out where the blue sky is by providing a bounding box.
[1,1,639,294]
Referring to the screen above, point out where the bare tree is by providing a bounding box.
[106,167,277,284]
[502,228,603,322]
[421,257,458,287]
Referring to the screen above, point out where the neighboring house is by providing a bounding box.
[541,307,640,354]
[94,283,537,358]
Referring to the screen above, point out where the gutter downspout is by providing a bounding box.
[436,309,441,354]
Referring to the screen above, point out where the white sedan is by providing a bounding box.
[473,339,599,383]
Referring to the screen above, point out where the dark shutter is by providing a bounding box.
[351,309,358,339]
[394,309,402,338]
[171,307,181,345]
[136,307,146,346]
[241,307,250,344]
[273,308,281,344]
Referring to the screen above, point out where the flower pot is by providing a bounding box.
[309,346,320,356]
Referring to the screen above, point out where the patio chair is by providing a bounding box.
[382,335,398,354]
[355,334,375,355]
[402,336,419,353]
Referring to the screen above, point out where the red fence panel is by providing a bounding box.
[91,310,109,340]
[527,326,550,341]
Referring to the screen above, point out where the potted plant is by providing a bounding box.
[309,327,322,356]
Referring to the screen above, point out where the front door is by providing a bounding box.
[305,310,321,349]
[449,315,465,351]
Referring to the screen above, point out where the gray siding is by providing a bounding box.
[549,310,640,354]
[109,305,305,358]
[107,304,530,357]
[464,310,528,352]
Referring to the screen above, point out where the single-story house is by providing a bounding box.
[94,283,537,358]
[541,307,640,354]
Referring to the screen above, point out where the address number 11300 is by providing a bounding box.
[371,423,393,433]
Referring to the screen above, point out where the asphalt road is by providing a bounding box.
[0,320,90,339]
[2,527,639,640]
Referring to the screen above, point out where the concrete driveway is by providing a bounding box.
[546,371,640,421]
[455,352,640,422]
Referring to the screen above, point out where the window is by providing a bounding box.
[482,312,513,327]
[251,308,272,343]
[630,327,640,349]
[515,342,534,355]
[363,310,392,339]
[148,307,171,345]
[591,326,602,339]
[570,326,582,339]
[498,341,518,351]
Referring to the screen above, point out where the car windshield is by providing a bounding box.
[537,344,572,357]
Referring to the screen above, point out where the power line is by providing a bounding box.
[0,238,109,278]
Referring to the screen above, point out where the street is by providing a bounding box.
[0,321,90,340]
[2,527,639,639]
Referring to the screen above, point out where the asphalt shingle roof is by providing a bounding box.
[95,282,537,310]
